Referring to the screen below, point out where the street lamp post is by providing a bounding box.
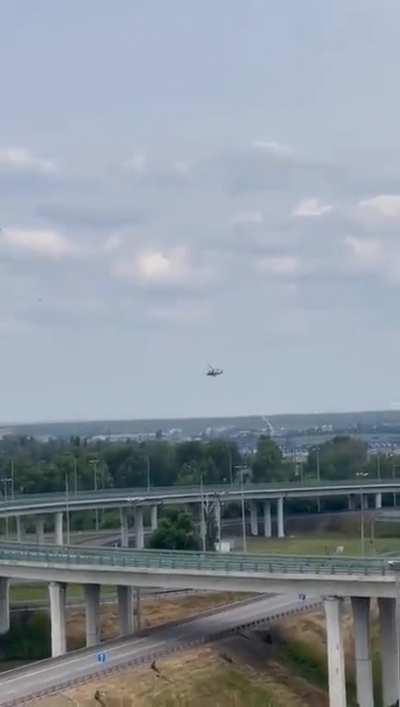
[200,472,206,552]
[240,468,247,553]
[89,459,100,531]
[145,456,151,492]
[65,470,71,545]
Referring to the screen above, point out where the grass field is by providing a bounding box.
[245,532,400,556]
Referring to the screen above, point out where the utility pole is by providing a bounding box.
[360,491,365,556]
[145,456,151,492]
[240,468,247,553]
[200,472,206,552]
[65,470,71,545]
[10,459,15,499]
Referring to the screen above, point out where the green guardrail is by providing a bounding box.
[0,542,393,577]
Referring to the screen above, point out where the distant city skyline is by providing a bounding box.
[1,2,400,422]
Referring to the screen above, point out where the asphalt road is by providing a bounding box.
[0,593,319,705]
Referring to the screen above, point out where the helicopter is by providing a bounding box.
[206,364,223,377]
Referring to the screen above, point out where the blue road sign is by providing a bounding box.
[96,652,107,664]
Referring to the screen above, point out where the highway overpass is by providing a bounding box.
[0,542,398,706]
[0,477,396,547]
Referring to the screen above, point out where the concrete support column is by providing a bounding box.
[35,517,45,545]
[118,585,135,635]
[54,512,63,546]
[348,495,355,511]
[49,581,67,657]
[277,497,285,538]
[0,578,10,635]
[134,507,144,549]
[324,596,347,707]
[84,584,100,647]
[249,502,258,536]
[263,501,272,538]
[199,503,206,546]
[214,501,221,543]
[375,492,382,510]
[378,597,399,707]
[351,597,373,707]
[15,516,23,542]
[120,508,129,548]
[150,505,158,532]
[135,588,141,632]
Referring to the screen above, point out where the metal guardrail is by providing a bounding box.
[0,542,394,577]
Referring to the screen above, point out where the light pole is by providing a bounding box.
[240,468,247,553]
[200,472,206,552]
[145,455,151,492]
[227,445,233,487]
[65,470,71,545]
[89,459,100,531]
[10,459,15,499]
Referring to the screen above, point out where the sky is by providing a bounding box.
[1,0,400,423]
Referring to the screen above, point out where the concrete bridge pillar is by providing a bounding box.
[134,507,144,549]
[324,596,347,707]
[351,597,373,707]
[0,578,10,635]
[249,502,258,536]
[35,517,45,545]
[263,501,272,537]
[15,516,23,542]
[49,581,67,657]
[378,597,399,707]
[375,492,382,510]
[120,508,129,548]
[118,585,135,635]
[54,512,63,546]
[84,584,100,647]
[277,497,285,538]
[150,505,158,532]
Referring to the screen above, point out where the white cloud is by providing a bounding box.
[148,301,209,325]
[232,210,264,226]
[0,147,55,175]
[103,235,123,253]
[358,195,400,220]
[121,153,147,175]
[293,197,333,217]
[1,228,77,259]
[256,254,301,276]
[344,236,383,269]
[251,140,292,157]
[114,247,213,288]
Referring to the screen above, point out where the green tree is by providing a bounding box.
[149,509,200,551]
[251,436,283,482]
[306,436,368,480]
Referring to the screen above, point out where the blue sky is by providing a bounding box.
[1,1,400,422]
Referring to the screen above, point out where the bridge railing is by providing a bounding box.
[0,542,392,577]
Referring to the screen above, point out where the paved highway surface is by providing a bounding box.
[0,594,319,705]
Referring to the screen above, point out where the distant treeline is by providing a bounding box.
[0,434,397,499]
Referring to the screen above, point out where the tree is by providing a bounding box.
[306,436,368,480]
[251,436,283,482]
[149,509,200,551]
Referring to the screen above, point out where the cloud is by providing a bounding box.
[358,195,400,220]
[344,236,383,270]
[0,147,55,175]
[256,254,301,276]
[121,153,147,175]
[232,210,264,226]
[251,140,293,158]
[0,228,78,259]
[293,197,333,217]
[113,246,214,290]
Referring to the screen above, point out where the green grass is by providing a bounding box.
[244,532,400,556]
